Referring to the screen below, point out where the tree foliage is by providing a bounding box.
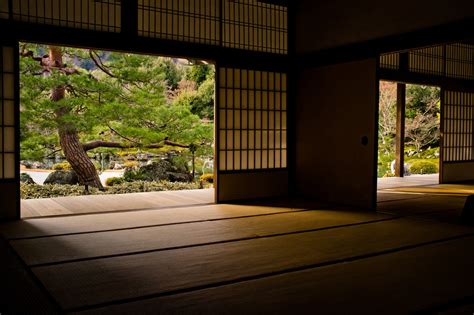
[20,44,214,163]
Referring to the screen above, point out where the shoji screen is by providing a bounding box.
[222,0,287,54]
[137,0,220,45]
[0,44,19,220]
[2,0,121,32]
[216,66,288,202]
[137,0,288,54]
[440,89,474,183]
[380,43,474,81]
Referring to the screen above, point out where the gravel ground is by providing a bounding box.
[20,169,124,185]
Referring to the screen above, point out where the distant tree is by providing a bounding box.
[20,44,213,189]
[378,83,440,155]
[378,81,397,154]
[405,85,440,152]
[185,60,213,86]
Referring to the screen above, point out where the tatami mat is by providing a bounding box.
[12,209,391,266]
[74,236,474,315]
[32,216,473,310]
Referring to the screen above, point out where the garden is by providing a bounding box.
[19,43,215,199]
[378,82,440,178]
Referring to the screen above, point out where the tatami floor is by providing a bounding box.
[2,184,474,313]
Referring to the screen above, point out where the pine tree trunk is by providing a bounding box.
[58,128,103,189]
[49,46,104,190]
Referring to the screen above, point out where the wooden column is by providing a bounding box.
[395,83,406,177]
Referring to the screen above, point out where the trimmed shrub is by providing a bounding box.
[20,180,201,199]
[123,160,139,169]
[105,176,125,186]
[52,161,72,170]
[409,160,438,174]
[105,181,200,194]
[20,183,87,199]
[200,173,214,183]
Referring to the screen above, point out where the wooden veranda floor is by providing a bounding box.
[2,185,474,313]
[21,188,215,218]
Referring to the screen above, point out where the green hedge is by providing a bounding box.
[408,160,438,174]
[21,181,202,199]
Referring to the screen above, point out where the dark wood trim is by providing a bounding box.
[14,40,20,220]
[439,88,445,184]
[287,0,296,198]
[219,168,288,175]
[121,0,138,39]
[215,63,221,204]
[372,58,380,210]
[395,83,406,177]
[297,17,474,70]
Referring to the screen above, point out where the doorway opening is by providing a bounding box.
[19,42,215,218]
[377,81,441,192]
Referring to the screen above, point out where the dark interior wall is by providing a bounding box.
[295,0,474,53]
[0,184,18,220]
[295,59,377,209]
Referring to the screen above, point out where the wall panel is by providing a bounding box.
[295,59,377,209]
[296,0,474,53]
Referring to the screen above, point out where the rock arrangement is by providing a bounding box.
[43,170,79,185]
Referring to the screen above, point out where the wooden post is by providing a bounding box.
[395,83,406,177]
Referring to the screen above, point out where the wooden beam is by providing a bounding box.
[395,83,406,177]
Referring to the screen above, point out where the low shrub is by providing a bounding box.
[20,183,87,199]
[123,169,149,182]
[52,161,72,171]
[123,160,139,169]
[105,176,125,186]
[21,180,202,199]
[105,181,200,194]
[200,173,214,183]
[408,160,439,174]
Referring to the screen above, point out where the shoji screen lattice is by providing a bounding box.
[379,52,399,70]
[138,0,220,45]
[446,43,474,80]
[0,46,16,180]
[380,43,474,81]
[442,90,474,162]
[222,0,287,54]
[1,0,120,32]
[218,67,287,171]
[137,0,288,54]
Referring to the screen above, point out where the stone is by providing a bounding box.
[125,159,192,182]
[390,160,411,176]
[44,170,79,185]
[20,173,36,184]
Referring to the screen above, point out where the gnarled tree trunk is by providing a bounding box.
[49,46,104,189]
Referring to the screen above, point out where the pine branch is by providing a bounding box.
[81,139,190,151]
[89,50,116,78]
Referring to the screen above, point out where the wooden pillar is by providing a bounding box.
[395,83,406,177]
